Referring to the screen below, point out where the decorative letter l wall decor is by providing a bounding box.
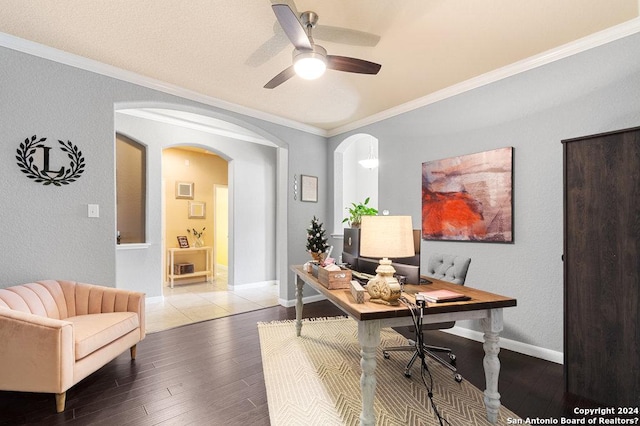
[16,135,86,186]
[421,147,513,242]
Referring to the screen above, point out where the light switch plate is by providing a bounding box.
[88,204,99,218]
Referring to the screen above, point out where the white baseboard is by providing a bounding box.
[443,326,564,364]
[145,295,164,304]
[231,280,278,289]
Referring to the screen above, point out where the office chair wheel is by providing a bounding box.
[454,374,463,383]
[383,351,390,359]
[449,353,456,364]
[404,370,412,378]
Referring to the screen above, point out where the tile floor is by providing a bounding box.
[145,269,280,333]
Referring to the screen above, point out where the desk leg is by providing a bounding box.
[295,275,304,337]
[358,320,381,426]
[481,309,503,424]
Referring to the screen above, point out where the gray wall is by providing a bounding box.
[0,45,326,301]
[2,29,639,357]
[328,32,640,354]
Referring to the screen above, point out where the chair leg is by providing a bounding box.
[424,348,457,373]
[130,344,137,360]
[55,392,66,413]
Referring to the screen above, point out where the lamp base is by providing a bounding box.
[366,258,402,306]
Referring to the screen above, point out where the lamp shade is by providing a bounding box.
[359,215,415,259]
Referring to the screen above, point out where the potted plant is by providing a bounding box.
[342,197,378,227]
[306,216,329,261]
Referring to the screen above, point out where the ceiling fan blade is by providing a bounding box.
[327,55,382,75]
[314,26,380,47]
[264,66,296,89]
[272,4,312,50]
[245,31,290,67]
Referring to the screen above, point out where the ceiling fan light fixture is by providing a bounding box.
[359,158,379,169]
[293,46,327,80]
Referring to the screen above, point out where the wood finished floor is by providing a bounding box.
[1,300,590,425]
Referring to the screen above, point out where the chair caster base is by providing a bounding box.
[454,373,463,383]
[383,351,390,359]
[404,370,412,378]
[449,353,456,364]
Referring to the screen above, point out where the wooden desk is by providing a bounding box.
[291,265,517,426]
[167,246,214,288]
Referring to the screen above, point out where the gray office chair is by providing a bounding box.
[383,253,471,381]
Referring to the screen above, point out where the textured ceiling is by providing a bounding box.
[0,0,637,132]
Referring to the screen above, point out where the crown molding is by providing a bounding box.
[327,17,640,138]
[0,32,327,137]
[2,17,639,140]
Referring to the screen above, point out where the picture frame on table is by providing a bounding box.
[177,235,189,248]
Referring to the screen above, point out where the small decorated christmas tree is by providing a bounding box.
[306,216,329,260]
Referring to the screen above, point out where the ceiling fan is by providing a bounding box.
[264,4,382,89]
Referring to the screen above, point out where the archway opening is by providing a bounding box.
[333,134,379,236]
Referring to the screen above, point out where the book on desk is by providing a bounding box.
[418,289,470,303]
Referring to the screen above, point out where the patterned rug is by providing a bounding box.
[258,317,520,426]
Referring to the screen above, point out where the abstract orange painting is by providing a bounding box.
[421,147,513,242]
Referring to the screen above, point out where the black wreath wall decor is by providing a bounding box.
[16,135,86,186]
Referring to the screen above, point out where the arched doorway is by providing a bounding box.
[113,104,290,315]
[333,134,379,236]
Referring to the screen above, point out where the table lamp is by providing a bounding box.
[359,215,415,305]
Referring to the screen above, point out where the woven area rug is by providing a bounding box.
[258,317,519,426]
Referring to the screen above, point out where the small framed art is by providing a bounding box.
[188,201,206,219]
[301,175,318,202]
[175,181,194,199]
[177,235,189,248]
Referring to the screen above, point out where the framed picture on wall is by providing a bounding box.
[176,181,194,199]
[188,201,206,219]
[421,146,514,242]
[177,235,189,248]
[301,175,318,202]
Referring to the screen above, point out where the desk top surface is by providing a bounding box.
[292,265,517,322]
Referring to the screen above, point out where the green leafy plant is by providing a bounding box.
[342,197,378,227]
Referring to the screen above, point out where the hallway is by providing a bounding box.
[145,270,279,333]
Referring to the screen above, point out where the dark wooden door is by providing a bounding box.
[563,127,640,405]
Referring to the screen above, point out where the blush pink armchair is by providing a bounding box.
[0,280,145,412]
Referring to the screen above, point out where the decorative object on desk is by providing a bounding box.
[305,215,329,261]
[317,264,352,289]
[360,215,415,305]
[188,200,206,219]
[176,235,189,248]
[350,280,366,303]
[175,181,194,199]
[342,197,378,228]
[258,318,520,426]
[422,146,513,242]
[418,289,470,303]
[300,175,318,202]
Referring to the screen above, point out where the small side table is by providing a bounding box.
[166,246,214,288]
